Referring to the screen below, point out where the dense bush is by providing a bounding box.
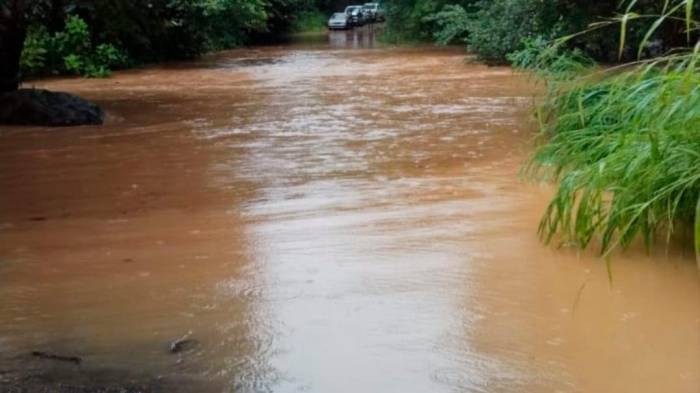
[507,36,593,78]
[19,26,50,77]
[53,0,269,60]
[382,0,479,43]
[21,15,129,78]
[465,0,562,64]
[290,10,328,33]
[382,0,569,60]
[384,0,699,63]
[16,0,321,80]
[422,4,470,45]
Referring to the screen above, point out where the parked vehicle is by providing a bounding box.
[366,3,385,22]
[362,3,378,22]
[377,4,385,22]
[328,12,350,30]
[344,5,366,26]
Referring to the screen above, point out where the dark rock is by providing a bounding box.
[0,89,104,127]
[31,352,81,365]
[169,337,199,354]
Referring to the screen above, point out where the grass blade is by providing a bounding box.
[695,197,700,269]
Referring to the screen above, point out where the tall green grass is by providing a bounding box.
[521,0,700,266]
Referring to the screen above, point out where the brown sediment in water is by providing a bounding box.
[0,31,698,392]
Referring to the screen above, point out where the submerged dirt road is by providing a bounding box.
[0,32,698,392]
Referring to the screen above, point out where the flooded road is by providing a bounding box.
[1,32,698,392]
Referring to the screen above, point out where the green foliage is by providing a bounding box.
[384,0,698,63]
[465,0,561,64]
[383,0,568,59]
[19,26,50,76]
[62,54,84,74]
[507,37,555,71]
[20,15,129,78]
[696,198,700,267]
[17,0,321,80]
[383,0,478,43]
[508,37,593,78]
[525,0,700,259]
[192,0,269,50]
[55,14,90,56]
[423,4,470,45]
[291,10,327,33]
[94,44,129,69]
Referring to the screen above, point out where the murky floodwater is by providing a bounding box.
[1,31,698,392]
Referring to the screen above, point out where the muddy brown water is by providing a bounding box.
[0,31,698,393]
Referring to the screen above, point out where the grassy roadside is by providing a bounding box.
[515,2,700,263]
[291,11,328,34]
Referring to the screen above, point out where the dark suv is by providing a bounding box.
[344,5,366,26]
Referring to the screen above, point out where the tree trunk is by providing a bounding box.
[0,1,26,93]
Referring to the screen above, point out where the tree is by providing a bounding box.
[0,0,54,92]
[0,0,28,92]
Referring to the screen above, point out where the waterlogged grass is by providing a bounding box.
[696,198,700,266]
[527,58,700,259]
[528,62,700,254]
[521,1,700,264]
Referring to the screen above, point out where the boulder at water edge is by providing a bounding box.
[0,89,104,127]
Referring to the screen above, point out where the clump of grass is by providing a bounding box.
[290,11,328,33]
[523,0,700,265]
[696,198,700,265]
[508,36,595,79]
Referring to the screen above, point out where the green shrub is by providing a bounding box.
[423,4,470,45]
[94,44,130,69]
[466,0,561,64]
[383,0,479,43]
[20,15,130,79]
[508,36,594,78]
[18,0,316,76]
[20,26,50,76]
[402,0,692,63]
[291,10,327,33]
[62,53,85,75]
[54,15,91,56]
